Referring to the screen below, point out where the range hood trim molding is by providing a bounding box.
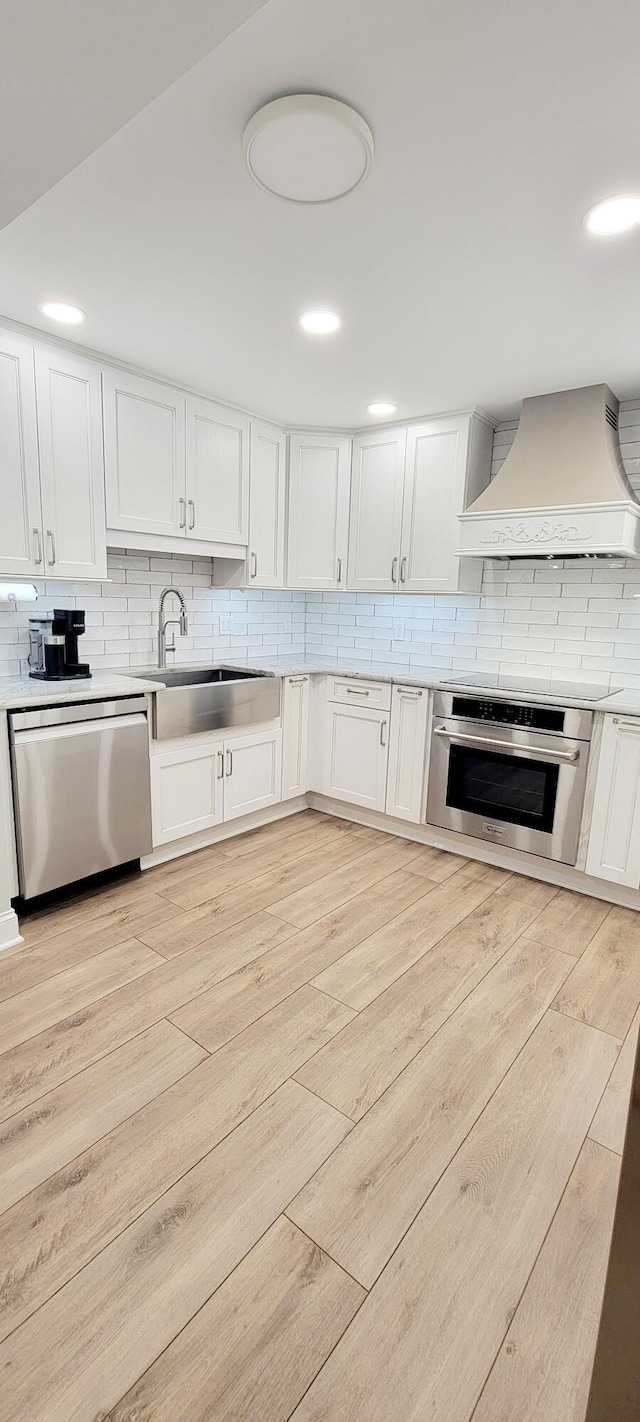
[458,499,640,560]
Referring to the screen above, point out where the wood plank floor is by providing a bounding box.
[0,808,635,1422]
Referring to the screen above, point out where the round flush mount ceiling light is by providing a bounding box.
[39,301,86,324]
[583,195,640,235]
[299,309,341,335]
[367,401,397,416]
[244,94,374,203]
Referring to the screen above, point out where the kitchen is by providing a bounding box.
[0,2,639,1419]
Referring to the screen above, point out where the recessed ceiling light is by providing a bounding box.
[39,301,86,324]
[244,94,374,203]
[367,401,397,416]
[299,309,341,335]
[583,195,640,235]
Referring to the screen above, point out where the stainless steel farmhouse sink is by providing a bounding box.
[129,666,281,740]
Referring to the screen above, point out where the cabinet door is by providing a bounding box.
[386,685,429,823]
[287,433,351,589]
[400,417,468,592]
[324,704,389,811]
[186,396,249,545]
[347,428,406,592]
[248,421,286,587]
[150,740,224,846]
[36,349,107,580]
[586,717,640,887]
[103,369,186,537]
[223,729,283,821]
[282,675,309,800]
[0,333,43,576]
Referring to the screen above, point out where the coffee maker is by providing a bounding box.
[28,609,91,680]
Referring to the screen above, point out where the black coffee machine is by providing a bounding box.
[28,609,91,680]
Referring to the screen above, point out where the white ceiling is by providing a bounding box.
[1,0,639,426]
[0,0,270,229]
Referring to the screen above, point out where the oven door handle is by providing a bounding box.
[433,725,580,764]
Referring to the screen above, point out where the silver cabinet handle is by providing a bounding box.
[46,529,56,565]
[32,528,43,565]
[188,499,196,530]
[250,552,257,578]
[288,676,308,684]
[380,719,388,747]
[346,686,370,696]
[226,749,233,776]
[400,556,407,584]
[337,557,342,584]
[612,718,640,731]
[391,556,398,584]
[178,497,186,529]
[433,725,579,763]
[398,688,422,698]
[217,750,224,779]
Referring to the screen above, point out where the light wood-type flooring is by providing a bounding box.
[0,808,637,1421]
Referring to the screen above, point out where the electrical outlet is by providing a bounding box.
[219,613,233,634]
[393,620,406,641]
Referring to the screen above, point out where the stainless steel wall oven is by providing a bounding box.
[426,691,593,865]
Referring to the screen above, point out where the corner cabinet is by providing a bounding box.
[0,331,106,580]
[185,396,248,545]
[586,716,640,888]
[248,421,286,588]
[347,412,493,594]
[286,432,351,590]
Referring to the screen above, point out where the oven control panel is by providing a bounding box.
[451,696,565,733]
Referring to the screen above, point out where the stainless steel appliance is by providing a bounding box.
[129,666,280,740]
[9,696,152,899]
[426,689,594,864]
[28,608,91,680]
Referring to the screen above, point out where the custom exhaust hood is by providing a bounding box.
[458,384,640,558]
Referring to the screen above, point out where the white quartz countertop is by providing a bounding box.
[0,671,161,710]
[2,659,640,716]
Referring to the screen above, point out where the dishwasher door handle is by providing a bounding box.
[13,713,148,746]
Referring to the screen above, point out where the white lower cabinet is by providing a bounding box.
[324,703,390,812]
[282,676,309,800]
[223,729,283,821]
[385,685,429,823]
[151,728,282,846]
[586,716,640,887]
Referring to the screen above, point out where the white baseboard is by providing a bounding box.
[308,793,640,912]
[141,797,307,869]
[0,907,22,952]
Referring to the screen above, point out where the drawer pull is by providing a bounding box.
[346,687,370,696]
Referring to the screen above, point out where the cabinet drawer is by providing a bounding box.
[327,677,391,711]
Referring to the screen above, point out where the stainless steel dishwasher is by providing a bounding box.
[9,696,152,899]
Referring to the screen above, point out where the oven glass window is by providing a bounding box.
[446,744,559,833]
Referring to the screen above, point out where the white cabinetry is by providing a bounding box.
[287,432,351,589]
[103,369,185,538]
[323,692,390,811]
[248,421,286,588]
[0,331,105,580]
[347,413,492,594]
[186,396,248,545]
[282,675,309,799]
[151,728,282,846]
[104,368,248,550]
[385,684,429,823]
[586,716,640,888]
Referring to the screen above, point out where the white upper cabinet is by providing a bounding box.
[287,433,351,590]
[347,412,493,595]
[348,428,407,592]
[186,396,248,546]
[0,333,42,577]
[248,421,286,587]
[103,369,186,538]
[35,349,106,580]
